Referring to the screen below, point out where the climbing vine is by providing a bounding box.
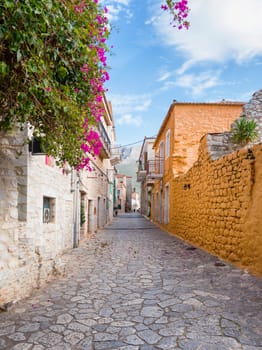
[0,0,109,170]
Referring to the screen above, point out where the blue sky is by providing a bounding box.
[103,0,262,146]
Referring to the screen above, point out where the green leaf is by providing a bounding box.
[0,61,9,76]
[17,49,22,62]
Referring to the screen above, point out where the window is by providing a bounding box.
[165,129,170,158]
[156,192,159,222]
[159,141,164,174]
[43,196,55,223]
[164,185,169,224]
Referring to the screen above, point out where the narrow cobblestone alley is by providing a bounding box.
[0,213,261,350]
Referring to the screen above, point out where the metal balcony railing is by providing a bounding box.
[146,158,164,179]
[110,144,121,165]
[98,122,111,158]
[136,169,147,182]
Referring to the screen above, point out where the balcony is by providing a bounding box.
[147,158,164,179]
[98,121,111,159]
[137,158,164,182]
[137,169,147,182]
[110,144,121,166]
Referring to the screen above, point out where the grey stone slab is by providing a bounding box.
[93,340,126,349]
[158,298,181,308]
[159,327,185,337]
[111,321,135,327]
[38,332,63,346]
[8,332,27,341]
[0,320,15,328]
[93,332,118,342]
[0,214,261,350]
[157,336,179,349]
[75,336,93,350]
[124,334,145,345]
[67,321,91,333]
[137,329,162,344]
[141,306,164,318]
[99,307,114,317]
[48,344,72,350]
[0,339,6,349]
[0,325,16,335]
[32,346,45,350]
[64,331,85,345]
[27,331,45,343]
[106,326,121,334]
[120,327,136,337]
[11,344,33,350]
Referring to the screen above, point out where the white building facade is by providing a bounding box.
[0,96,120,307]
[136,137,156,217]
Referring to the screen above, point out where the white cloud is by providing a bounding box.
[102,0,132,22]
[109,93,152,114]
[117,114,142,127]
[157,71,172,82]
[161,71,222,96]
[151,0,262,69]
[109,93,152,127]
[134,99,152,111]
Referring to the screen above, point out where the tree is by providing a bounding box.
[0,0,110,170]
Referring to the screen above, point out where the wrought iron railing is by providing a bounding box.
[98,121,111,156]
[146,158,164,178]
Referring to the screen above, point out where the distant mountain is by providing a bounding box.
[116,145,141,192]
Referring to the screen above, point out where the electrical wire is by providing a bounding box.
[111,136,156,149]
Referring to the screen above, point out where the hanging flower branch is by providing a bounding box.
[161,0,190,29]
[0,0,110,170]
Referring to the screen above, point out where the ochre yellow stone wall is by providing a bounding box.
[164,138,262,276]
[172,103,243,176]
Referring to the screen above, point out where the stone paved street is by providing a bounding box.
[0,213,262,350]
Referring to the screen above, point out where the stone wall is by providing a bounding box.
[243,90,262,141]
[0,128,29,305]
[171,102,243,176]
[0,128,74,307]
[168,137,262,276]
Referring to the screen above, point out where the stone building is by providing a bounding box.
[0,127,74,306]
[78,97,120,240]
[137,137,156,217]
[126,176,133,212]
[148,100,244,225]
[0,96,120,307]
[139,91,262,275]
[131,189,140,212]
[115,174,127,213]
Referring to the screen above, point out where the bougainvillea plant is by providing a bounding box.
[0,0,109,170]
[161,0,190,29]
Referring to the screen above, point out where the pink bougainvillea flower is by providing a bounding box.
[161,0,190,29]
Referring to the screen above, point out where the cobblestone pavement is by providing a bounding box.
[1,213,262,350]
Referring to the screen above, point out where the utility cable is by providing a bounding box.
[111,135,156,149]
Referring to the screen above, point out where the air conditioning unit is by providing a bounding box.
[43,208,51,223]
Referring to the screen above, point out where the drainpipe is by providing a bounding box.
[73,172,80,248]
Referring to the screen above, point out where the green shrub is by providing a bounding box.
[231,116,259,146]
